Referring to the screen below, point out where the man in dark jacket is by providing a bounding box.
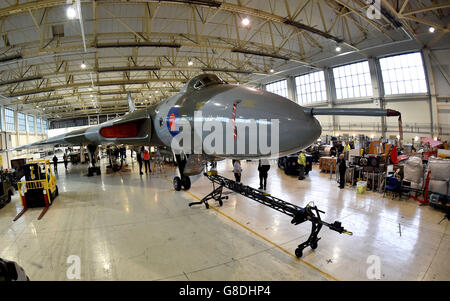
[52,155,58,173]
[258,159,270,190]
[337,154,347,189]
[137,146,144,175]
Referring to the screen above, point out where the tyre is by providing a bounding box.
[182,176,191,190]
[173,177,182,191]
[295,248,303,258]
[311,242,318,250]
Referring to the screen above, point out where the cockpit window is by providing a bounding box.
[182,73,225,92]
[194,80,205,90]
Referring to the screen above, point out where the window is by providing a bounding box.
[5,108,15,131]
[295,71,327,104]
[379,52,428,95]
[333,61,373,99]
[265,80,288,98]
[28,115,35,132]
[18,113,26,131]
[43,120,48,132]
[36,118,42,133]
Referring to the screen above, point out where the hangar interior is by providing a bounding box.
[0,0,449,281]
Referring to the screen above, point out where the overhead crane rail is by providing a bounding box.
[189,172,353,258]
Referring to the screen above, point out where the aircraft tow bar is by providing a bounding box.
[189,172,353,258]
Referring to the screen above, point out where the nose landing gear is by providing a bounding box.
[173,154,191,191]
[173,175,191,191]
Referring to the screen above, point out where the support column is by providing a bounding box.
[287,75,297,103]
[368,57,385,138]
[422,49,439,138]
[325,67,337,135]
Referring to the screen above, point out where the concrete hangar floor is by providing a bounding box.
[0,155,448,281]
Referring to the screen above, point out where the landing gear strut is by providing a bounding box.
[173,154,191,191]
[87,144,101,177]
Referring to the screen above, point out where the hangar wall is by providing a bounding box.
[263,48,450,142]
[0,105,47,169]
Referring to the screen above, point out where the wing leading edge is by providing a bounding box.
[7,112,152,152]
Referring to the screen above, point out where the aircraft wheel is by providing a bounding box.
[173,177,182,191]
[295,248,303,258]
[182,177,191,190]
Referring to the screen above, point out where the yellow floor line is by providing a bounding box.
[160,175,339,281]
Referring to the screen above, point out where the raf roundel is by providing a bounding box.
[166,107,180,137]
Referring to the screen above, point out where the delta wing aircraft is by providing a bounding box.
[9,73,401,191]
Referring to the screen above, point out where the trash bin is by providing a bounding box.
[357,181,367,194]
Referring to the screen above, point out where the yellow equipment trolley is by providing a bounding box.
[14,159,59,221]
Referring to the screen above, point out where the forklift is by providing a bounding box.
[14,159,59,221]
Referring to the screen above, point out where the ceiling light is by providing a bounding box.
[433,136,438,141]
[188,60,193,66]
[81,62,86,69]
[17,96,22,100]
[335,46,342,52]
[270,69,274,73]
[90,94,93,97]
[66,6,77,19]
[370,134,374,139]
[429,27,435,33]
[88,87,93,91]
[242,17,250,26]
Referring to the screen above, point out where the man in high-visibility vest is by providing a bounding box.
[344,141,351,152]
[297,151,306,180]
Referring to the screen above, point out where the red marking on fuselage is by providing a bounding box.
[232,102,238,141]
[169,113,176,131]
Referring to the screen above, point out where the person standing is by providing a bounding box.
[337,153,347,189]
[297,151,306,180]
[337,143,344,157]
[143,148,151,174]
[344,141,351,153]
[233,160,242,183]
[258,159,270,190]
[137,146,144,175]
[52,155,58,173]
[63,153,68,170]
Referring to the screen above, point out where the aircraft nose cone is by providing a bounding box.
[271,95,322,155]
[221,86,322,156]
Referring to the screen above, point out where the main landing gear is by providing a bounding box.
[87,144,101,177]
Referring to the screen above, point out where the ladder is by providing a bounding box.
[189,172,352,258]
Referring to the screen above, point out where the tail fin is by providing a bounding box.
[128,92,136,113]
